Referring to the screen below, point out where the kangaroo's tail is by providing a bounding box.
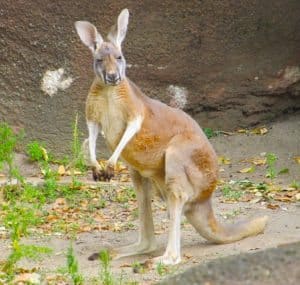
[185,199,268,244]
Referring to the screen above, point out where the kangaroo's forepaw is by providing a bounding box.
[92,166,114,182]
[105,164,115,180]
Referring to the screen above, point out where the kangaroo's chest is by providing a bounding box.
[86,91,127,150]
[101,103,126,149]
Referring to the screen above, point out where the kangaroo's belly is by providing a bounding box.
[121,127,168,176]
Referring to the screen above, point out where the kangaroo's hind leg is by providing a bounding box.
[89,168,157,260]
[152,183,188,265]
[152,138,194,265]
[112,168,157,258]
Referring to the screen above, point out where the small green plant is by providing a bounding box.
[71,113,86,173]
[131,261,144,274]
[27,140,59,189]
[26,141,48,162]
[2,202,51,280]
[221,185,242,200]
[3,243,51,279]
[236,179,254,189]
[98,198,107,209]
[131,208,139,219]
[58,183,91,208]
[3,204,42,240]
[278,168,289,175]
[203,128,219,139]
[67,243,84,285]
[42,163,58,181]
[265,153,278,180]
[22,183,47,204]
[43,177,58,200]
[255,182,268,191]
[290,180,300,189]
[156,262,169,276]
[0,122,24,183]
[99,250,114,285]
[2,182,52,205]
[116,187,136,203]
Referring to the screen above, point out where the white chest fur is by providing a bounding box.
[100,88,127,149]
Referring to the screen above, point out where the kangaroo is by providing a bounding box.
[74,9,268,265]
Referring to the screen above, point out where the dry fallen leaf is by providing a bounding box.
[294,156,300,164]
[113,223,122,232]
[250,197,262,204]
[41,146,49,161]
[57,165,66,176]
[239,193,255,202]
[100,225,110,230]
[13,272,41,284]
[251,158,267,166]
[93,214,105,223]
[120,263,132,268]
[46,214,59,222]
[250,127,268,135]
[54,197,67,206]
[238,166,255,173]
[271,189,299,202]
[141,259,154,270]
[80,225,92,232]
[183,253,193,260]
[218,156,231,165]
[240,157,266,166]
[237,129,248,134]
[115,162,128,172]
[266,203,280,210]
[274,196,293,202]
[65,170,82,176]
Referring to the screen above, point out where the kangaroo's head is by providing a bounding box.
[75,9,129,86]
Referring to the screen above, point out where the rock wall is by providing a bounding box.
[1,0,299,154]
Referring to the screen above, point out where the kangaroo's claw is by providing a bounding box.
[92,165,115,182]
[105,164,115,180]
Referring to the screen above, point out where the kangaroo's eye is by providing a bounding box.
[116,56,122,60]
[96,58,103,64]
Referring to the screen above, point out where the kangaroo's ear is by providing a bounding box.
[107,9,129,49]
[75,21,103,52]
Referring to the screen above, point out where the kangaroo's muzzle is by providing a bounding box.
[104,72,121,85]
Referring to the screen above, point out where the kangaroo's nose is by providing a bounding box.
[106,73,119,82]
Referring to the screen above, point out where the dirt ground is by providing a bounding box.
[0,112,299,284]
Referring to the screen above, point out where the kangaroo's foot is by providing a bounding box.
[113,241,157,259]
[88,241,157,261]
[151,251,181,266]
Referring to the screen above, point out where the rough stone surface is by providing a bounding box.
[158,242,300,285]
[1,0,300,154]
